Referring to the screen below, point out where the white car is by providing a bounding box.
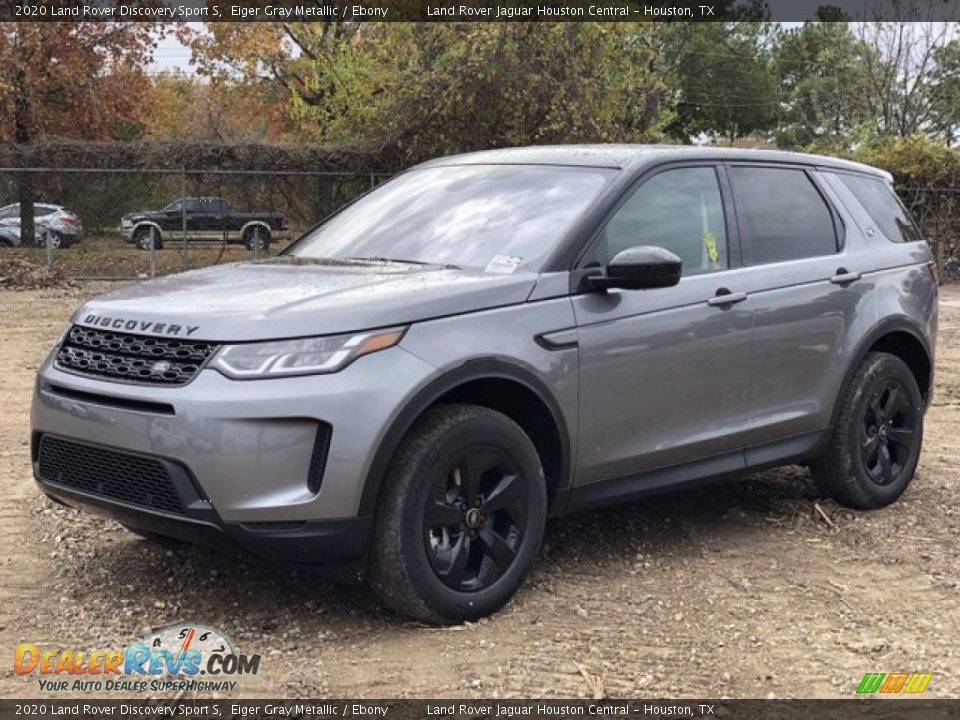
[0,203,83,248]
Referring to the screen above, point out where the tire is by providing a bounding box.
[244,226,271,252]
[36,233,61,250]
[133,227,161,251]
[368,404,547,624]
[811,352,924,510]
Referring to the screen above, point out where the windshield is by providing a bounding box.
[289,164,616,271]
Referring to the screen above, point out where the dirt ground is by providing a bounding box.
[1,283,958,700]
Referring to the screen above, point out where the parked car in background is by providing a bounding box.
[0,203,83,248]
[120,197,290,252]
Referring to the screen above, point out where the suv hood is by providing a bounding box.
[72,259,539,341]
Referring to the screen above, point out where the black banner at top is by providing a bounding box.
[2,0,960,22]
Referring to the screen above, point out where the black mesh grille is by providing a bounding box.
[56,325,219,386]
[38,435,185,515]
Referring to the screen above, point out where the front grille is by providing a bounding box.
[56,325,219,386]
[37,435,185,514]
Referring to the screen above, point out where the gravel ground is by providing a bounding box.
[1,283,958,699]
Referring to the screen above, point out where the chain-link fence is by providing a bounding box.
[1,166,957,283]
[0,166,386,280]
[898,186,960,282]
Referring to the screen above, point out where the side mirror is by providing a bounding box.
[589,246,683,291]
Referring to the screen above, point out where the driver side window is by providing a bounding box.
[602,166,728,277]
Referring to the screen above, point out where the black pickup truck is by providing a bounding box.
[120,197,290,251]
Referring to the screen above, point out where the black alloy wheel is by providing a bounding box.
[860,378,919,487]
[424,446,528,592]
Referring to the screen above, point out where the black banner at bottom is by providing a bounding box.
[0,700,958,720]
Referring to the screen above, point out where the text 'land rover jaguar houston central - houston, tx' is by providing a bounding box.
[32,146,937,623]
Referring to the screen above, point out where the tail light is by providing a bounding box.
[280,216,289,231]
[61,215,78,225]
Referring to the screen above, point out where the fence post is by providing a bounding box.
[369,172,375,190]
[181,167,188,272]
[44,228,53,267]
[149,225,157,278]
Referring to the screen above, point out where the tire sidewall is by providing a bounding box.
[844,354,924,505]
[135,229,158,250]
[396,412,546,621]
[245,228,270,252]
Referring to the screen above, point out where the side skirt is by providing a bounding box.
[566,429,827,514]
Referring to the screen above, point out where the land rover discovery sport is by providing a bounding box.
[31,146,937,624]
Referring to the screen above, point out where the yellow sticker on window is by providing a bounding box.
[703,231,719,263]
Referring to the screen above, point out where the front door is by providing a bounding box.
[572,165,753,489]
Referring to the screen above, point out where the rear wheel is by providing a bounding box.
[369,404,547,624]
[811,352,924,509]
[244,226,271,252]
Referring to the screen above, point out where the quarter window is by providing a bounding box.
[835,173,922,243]
[730,167,838,264]
[600,167,728,276]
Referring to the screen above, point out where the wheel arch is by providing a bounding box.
[359,358,573,519]
[830,317,933,431]
[241,221,272,237]
[131,221,163,242]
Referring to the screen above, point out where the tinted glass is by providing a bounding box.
[164,202,182,213]
[836,173,922,243]
[0,205,16,220]
[35,206,56,217]
[731,167,837,264]
[291,165,615,271]
[601,167,728,276]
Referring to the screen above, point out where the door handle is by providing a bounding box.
[707,290,747,307]
[830,268,862,285]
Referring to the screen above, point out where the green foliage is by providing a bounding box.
[667,23,780,142]
[289,23,675,166]
[853,134,960,187]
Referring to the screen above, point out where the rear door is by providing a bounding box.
[572,164,753,488]
[728,164,873,459]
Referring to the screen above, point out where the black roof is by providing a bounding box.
[420,144,889,179]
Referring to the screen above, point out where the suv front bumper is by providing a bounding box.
[31,345,439,566]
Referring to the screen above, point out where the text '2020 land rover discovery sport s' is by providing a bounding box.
[32,146,937,624]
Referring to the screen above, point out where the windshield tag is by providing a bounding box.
[485,255,523,274]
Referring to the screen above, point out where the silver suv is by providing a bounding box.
[31,146,937,624]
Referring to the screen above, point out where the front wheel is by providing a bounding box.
[369,404,547,624]
[811,352,924,510]
[133,227,161,251]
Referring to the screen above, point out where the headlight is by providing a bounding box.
[210,327,407,379]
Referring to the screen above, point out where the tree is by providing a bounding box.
[773,22,872,148]
[189,22,677,167]
[0,19,157,239]
[666,23,780,143]
[854,21,958,139]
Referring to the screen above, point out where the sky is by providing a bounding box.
[150,28,197,75]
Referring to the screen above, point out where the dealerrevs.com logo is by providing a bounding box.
[14,625,260,693]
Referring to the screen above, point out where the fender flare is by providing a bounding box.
[358,357,573,517]
[130,221,163,243]
[240,221,272,238]
[826,315,933,434]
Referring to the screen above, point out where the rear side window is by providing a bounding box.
[835,173,922,243]
[730,166,838,265]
